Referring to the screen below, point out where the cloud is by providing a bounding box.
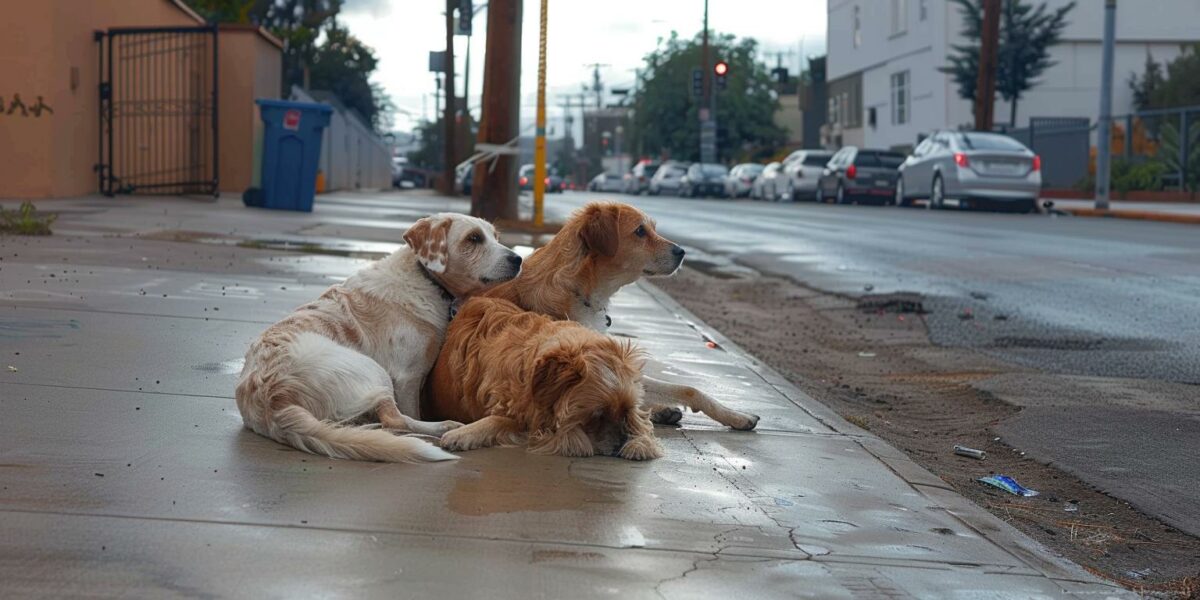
[341,0,392,18]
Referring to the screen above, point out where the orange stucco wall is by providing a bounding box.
[217,26,282,193]
[0,1,280,199]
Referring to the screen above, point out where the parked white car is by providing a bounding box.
[896,130,1042,210]
[725,163,764,198]
[589,172,625,193]
[780,150,833,201]
[648,162,688,196]
[752,162,784,200]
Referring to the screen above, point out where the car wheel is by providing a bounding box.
[836,183,847,205]
[785,180,797,202]
[815,185,825,204]
[929,175,945,210]
[894,179,910,207]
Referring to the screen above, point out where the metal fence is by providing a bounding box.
[97,26,218,196]
[997,106,1200,193]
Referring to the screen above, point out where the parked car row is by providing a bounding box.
[588,130,1042,210]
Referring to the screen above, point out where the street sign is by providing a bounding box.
[428,51,446,73]
[691,68,703,98]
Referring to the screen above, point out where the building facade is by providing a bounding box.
[825,0,1200,151]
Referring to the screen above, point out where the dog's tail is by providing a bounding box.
[270,405,458,463]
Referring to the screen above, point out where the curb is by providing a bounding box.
[632,281,1128,593]
[1063,207,1200,225]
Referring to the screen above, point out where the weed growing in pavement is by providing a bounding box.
[0,202,56,236]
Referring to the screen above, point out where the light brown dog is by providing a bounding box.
[431,296,662,460]
[424,201,758,430]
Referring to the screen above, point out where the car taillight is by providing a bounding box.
[954,153,970,168]
[544,177,551,185]
[846,164,857,179]
[1032,155,1041,172]
[519,176,528,185]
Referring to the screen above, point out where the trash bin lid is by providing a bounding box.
[255,99,334,113]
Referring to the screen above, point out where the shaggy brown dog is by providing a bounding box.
[424,201,759,431]
[433,296,662,460]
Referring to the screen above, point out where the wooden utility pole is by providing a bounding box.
[441,0,457,194]
[471,0,522,220]
[974,0,1001,131]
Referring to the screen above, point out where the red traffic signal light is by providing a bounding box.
[714,61,729,76]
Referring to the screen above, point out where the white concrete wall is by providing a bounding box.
[291,87,391,191]
[831,0,1200,150]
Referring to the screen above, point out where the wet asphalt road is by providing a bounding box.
[552,191,1200,535]
[554,192,1200,384]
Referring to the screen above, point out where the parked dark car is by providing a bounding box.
[680,163,729,198]
[518,164,563,193]
[815,147,906,205]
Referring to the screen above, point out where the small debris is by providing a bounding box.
[993,314,1009,321]
[857,351,876,358]
[863,284,874,292]
[1125,568,1152,580]
[94,473,104,477]
[978,474,1038,497]
[1064,501,1079,513]
[957,309,974,320]
[969,291,989,300]
[6,366,17,372]
[953,445,986,460]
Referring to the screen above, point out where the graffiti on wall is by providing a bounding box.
[1,94,53,117]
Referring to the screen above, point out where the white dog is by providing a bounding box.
[236,213,522,463]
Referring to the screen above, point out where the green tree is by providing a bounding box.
[941,0,1075,127]
[309,25,391,129]
[632,32,785,163]
[1128,54,1167,112]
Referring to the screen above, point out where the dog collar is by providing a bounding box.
[417,263,455,304]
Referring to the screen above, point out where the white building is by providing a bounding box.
[825,0,1200,151]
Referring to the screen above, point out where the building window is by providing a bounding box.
[853,6,861,48]
[829,97,839,125]
[891,0,908,35]
[891,71,909,125]
[919,0,928,21]
[840,93,850,127]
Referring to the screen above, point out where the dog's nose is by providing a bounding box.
[507,253,523,268]
[671,244,685,258]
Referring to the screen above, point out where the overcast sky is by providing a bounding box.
[340,0,826,137]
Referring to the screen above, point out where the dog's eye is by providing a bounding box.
[634,225,646,238]
[468,233,483,244]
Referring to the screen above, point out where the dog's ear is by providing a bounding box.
[531,349,585,404]
[578,204,619,257]
[404,216,452,273]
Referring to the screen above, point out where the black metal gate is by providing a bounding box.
[96,26,218,196]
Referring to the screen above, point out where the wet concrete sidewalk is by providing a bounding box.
[0,192,1127,598]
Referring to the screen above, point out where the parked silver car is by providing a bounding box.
[725,163,764,197]
[896,131,1042,210]
[780,150,833,201]
[752,162,783,200]
[648,162,688,196]
[589,172,625,193]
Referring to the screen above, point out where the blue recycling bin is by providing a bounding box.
[252,99,333,212]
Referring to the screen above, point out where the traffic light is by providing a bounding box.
[691,68,703,98]
[714,61,729,91]
[459,0,473,35]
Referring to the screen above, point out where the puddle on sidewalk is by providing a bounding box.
[447,456,626,516]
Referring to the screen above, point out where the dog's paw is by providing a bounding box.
[728,412,760,431]
[430,420,465,436]
[619,436,664,461]
[650,406,684,426]
[439,428,482,452]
